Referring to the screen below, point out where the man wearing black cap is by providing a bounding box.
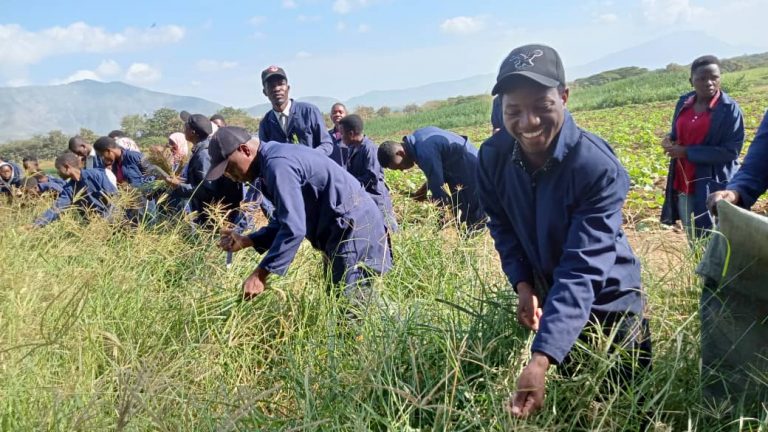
[165,113,242,223]
[258,66,336,163]
[207,126,392,316]
[476,44,651,418]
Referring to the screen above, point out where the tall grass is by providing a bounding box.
[1,192,766,431]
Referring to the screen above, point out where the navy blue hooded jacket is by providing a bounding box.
[477,111,643,364]
[346,136,398,231]
[258,100,336,161]
[661,91,744,231]
[727,109,768,209]
[34,168,117,227]
[404,127,486,226]
[36,175,66,194]
[245,142,391,277]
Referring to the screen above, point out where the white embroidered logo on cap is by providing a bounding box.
[511,50,544,69]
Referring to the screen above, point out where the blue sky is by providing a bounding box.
[1,0,766,107]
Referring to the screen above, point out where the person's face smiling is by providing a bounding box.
[331,105,347,125]
[501,82,568,159]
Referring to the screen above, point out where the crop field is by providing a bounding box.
[1,69,767,431]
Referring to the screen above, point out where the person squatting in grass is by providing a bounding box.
[164,114,243,223]
[32,152,117,228]
[476,44,652,418]
[0,162,21,200]
[378,126,486,232]
[329,102,350,168]
[93,136,169,188]
[337,114,398,233]
[660,55,745,244]
[22,155,66,195]
[68,135,118,187]
[208,127,392,316]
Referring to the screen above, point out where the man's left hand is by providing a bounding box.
[507,352,550,418]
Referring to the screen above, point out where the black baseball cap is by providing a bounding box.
[186,113,213,138]
[179,110,191,122]
[261,65,287,84]
[206,126,252,180]
[492,44,565,95]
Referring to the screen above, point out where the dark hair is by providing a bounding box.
[338,114,364,135]
[331,102,347,111]
[691,55,720,76]
[210,114,225,122]
[108,130,126,138]
[377,140,402,167]
[54,152,81,169]
[93,136,119,153]
[22,155,38,164]
[68,135,85,151]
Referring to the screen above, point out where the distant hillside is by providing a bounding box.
[246,96,340,117]
[345,74,494,110]
[568,30,760,79]
[0,80,223,142]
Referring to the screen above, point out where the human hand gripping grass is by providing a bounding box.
[219,228,270,300]
[508,352,550,418]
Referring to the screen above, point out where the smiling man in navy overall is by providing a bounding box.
[208,127,392,317]
[476,44,651,418]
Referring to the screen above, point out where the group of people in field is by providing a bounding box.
[2,43,768,420]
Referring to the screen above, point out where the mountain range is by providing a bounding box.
[0,31,763,143]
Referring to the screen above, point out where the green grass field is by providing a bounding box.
[1,68,767,430]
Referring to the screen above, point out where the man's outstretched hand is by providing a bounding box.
[706,190,740,215]
[219,229,253,253]
[507,352,550,418]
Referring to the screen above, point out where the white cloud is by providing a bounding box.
[596,13,618,23]
[5,78,30,87]
[295,51,312,59]
[49,69,101,85]
[252,31,266,39]
[196,59,239,72]
[249,16,266,26]
[440,16,486,35]
[641,0,709,25]
[297,15,321,22]
[332,0,374,14]
[282,0,297,9]
[358,23,371,33]
[336,21,347,31]
[96,59,121,77]
[0,22,185,66]
[125,63,161,84]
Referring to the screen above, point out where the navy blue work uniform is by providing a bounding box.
[246,141,392,307]
[477,111,648,366]
[329,126,350,169]
[345,136,398,232]
[36,176,66,194]
[727,109,768,209]
[404,127,486,229]
[34,168,117,227]
[110,149,165,187]
[171,137,243,223]
[661,90,744,234]
[258,100,336,162]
